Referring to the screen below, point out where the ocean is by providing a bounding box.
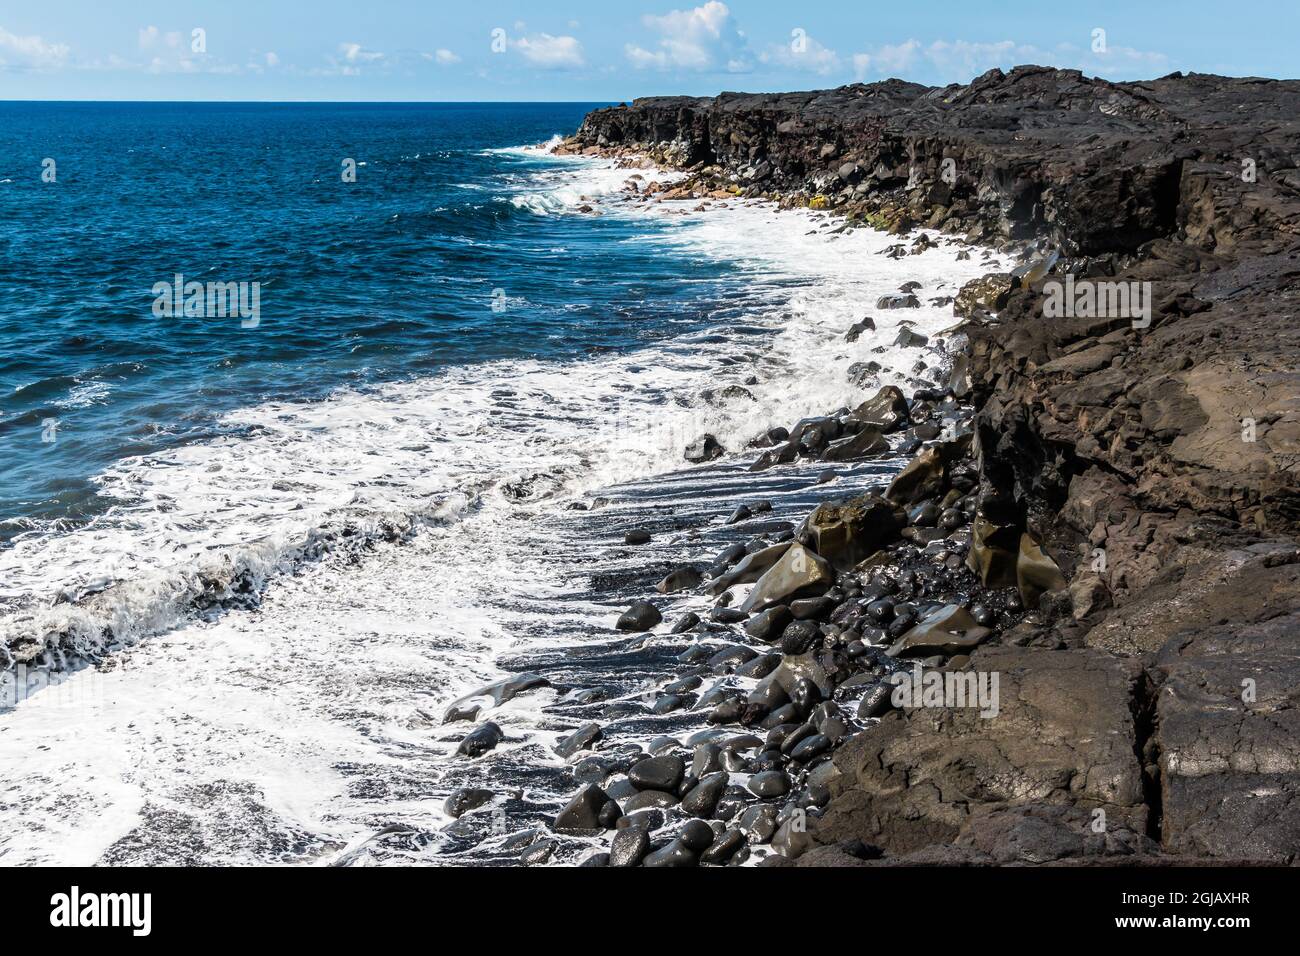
[0,102,1007,864]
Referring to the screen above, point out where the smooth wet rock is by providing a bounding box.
[772,817,817,859]
[790,733,832,763]
[748,770,792,798]
[681,772,729,818]
[678,819,716,852]
[652,694,688,715]
[692,743,723,778]
[740,544,834,614]
[894,328,930,348]
[821,428,890,462]
[442,701,481,724]
[727,505,753,525]
[671,612,701,634]
[708,542,793,594]
[745,605,793,642]
[804,493,907,570]
[685,434,725,463]
[780,620,820,656]
[657,567,703,594]
[701,828,746,864]
[737,653,782,679]
[739,805,780,844]
[965,516,1020,590]
[850,386,910,432]
[888,605,993,659]
[620,808,666,833]
[790,597,834,620]
[444,787,494,818]
[710,607,746,624]
[885,437,968,506]
[628,754,686,793]
[857,686,899,723]
[709,645,759,672]
[844,317,876,342]
[554,785,618,833]
[456,722,504,758]
[609,827,651,867]
[622,789,680,813]
[617,601,663,632]
[520,841,555,866]
[1016,533,1067,607]
[443,673,548,722]
[642,838,698,868]
[555,722,603,759]
[664,676,701,696]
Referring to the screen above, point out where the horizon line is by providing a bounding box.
[0,98,626,105]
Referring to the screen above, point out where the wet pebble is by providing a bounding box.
[617,601,662,632]
[610,827,651,867]
[628,754,686,793]
[643,839,698,868]
[748,770,792,798]
[681,773,728,817]
[456,722,504,758]
[444,787,494,819]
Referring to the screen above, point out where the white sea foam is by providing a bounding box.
[0,147,1010,865]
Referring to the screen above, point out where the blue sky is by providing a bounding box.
[1,0,1295,101]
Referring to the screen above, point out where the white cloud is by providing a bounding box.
[1070,42,1171,77]
[137,26,182,51]
[147,55,199,75]
[513,33,585,69]
[339,42,386,64]
[852,37,1169,84]
[434,48,460,65]
[265,51,280,68]
[760,32,840,75]
[920,39,1037,82]
[852,39,923,79]
[625,1,750,72]
[0,25,71,68]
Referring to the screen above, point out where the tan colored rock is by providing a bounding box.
[886,434,971,505]
[1017,533,1067,607]
[804,494,906,569]
[966,517,1020,589]
[887,605,993,658]
[954,272,1014,319]
[707,541,793,595]
[740,544,834,614]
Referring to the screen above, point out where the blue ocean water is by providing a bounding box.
[0,105,1006,863]
[0,102,742,539]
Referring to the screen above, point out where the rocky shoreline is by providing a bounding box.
[449,66,1300,867]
